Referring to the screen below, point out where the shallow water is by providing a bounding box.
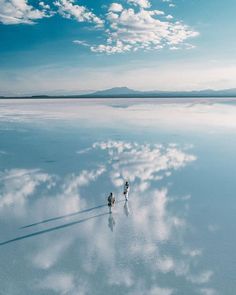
[0,99,236,295]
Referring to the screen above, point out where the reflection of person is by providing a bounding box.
[108,213,115,232]
[123,181,130,201]
[124,200,130,217]
[107,192,115,213]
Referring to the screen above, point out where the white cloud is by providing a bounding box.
[0,164,105,223]
[92,141,196,190]
[156,256,175,273]
[149,286,173,295]
[0,0,49,24]
[91,1,198,53]
[38,272,75,294]
[32,166,105,218]
[73,40,90,46]
[70,142,196,283]
[182,248,202,257]
[0,169,51,209]
[166,14,173,20]
[53,0,103,26]
[127,0,151,9]
[128,283,174,295]
[187,270,213,284]
[39,1,50,10]
[0,0,103,27]
[0,140,210,293]
[32,238,72,269]
[108,268,134,287]
[123,188,188,278]
[199,288,218,295]
[109,3,123,12]
[91,41,133,54]
[74,185,198,291]
[62,166,105,195]
[0,0,196,57]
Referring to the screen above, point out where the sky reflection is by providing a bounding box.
[1,100,235,294]
[0,138,215,295]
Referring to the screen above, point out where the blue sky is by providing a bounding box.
[1,0,236,95]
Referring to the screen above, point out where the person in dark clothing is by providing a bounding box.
[107,192,115,213]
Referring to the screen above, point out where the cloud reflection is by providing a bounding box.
[0,140,214,294]
[92,140,196,192]
[0,169,52,214]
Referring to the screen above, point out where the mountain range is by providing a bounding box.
[83,87,236,98]
[2,87,236,98]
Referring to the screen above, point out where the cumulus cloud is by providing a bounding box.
[0,169,52,209]
[0,0,50,24]
[149,286,173,295]
[75,142,206,285]
[199,288,218,295]
[38,272,75,294]
[156,256,175,273]
[187,270,213,284]
[53,0,103,26]
[62,166,105,195]
[72,141,195,281]
[32,238,72,269]
[132,188,186,242]
[127,282,174,295]
[108,268,134,287]
[72,183,197,290]
[127,0,151,9]
[92,140,196,191]
[0,0,103,26]
[32,166,105,218]
[73,40,90,46]
[91,1,199,53]
[109,3,123,12]
[1,0,197,54]
[182,248,202,257]
[166,14,173,20]
[0,164,105,223]
[39,1,50,10]
[0,140,212,293]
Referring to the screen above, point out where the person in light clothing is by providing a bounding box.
[123,181,130,201]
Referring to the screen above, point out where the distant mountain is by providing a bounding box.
[2,87,236,98]
[81,87,236,98]
[91,87,142,96]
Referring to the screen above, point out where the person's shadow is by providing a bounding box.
[108,213,115,232]
[0,199,125,247]
[124,201,130,217]
[20,204,107,229]
[0,212,109,247]
[21,199,124,230]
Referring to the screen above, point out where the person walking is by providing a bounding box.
[107,192,115,213]
[123,181,130,201]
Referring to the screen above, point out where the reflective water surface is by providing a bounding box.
[0,99,236,295]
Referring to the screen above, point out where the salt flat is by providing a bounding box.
[0,99,235,295]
